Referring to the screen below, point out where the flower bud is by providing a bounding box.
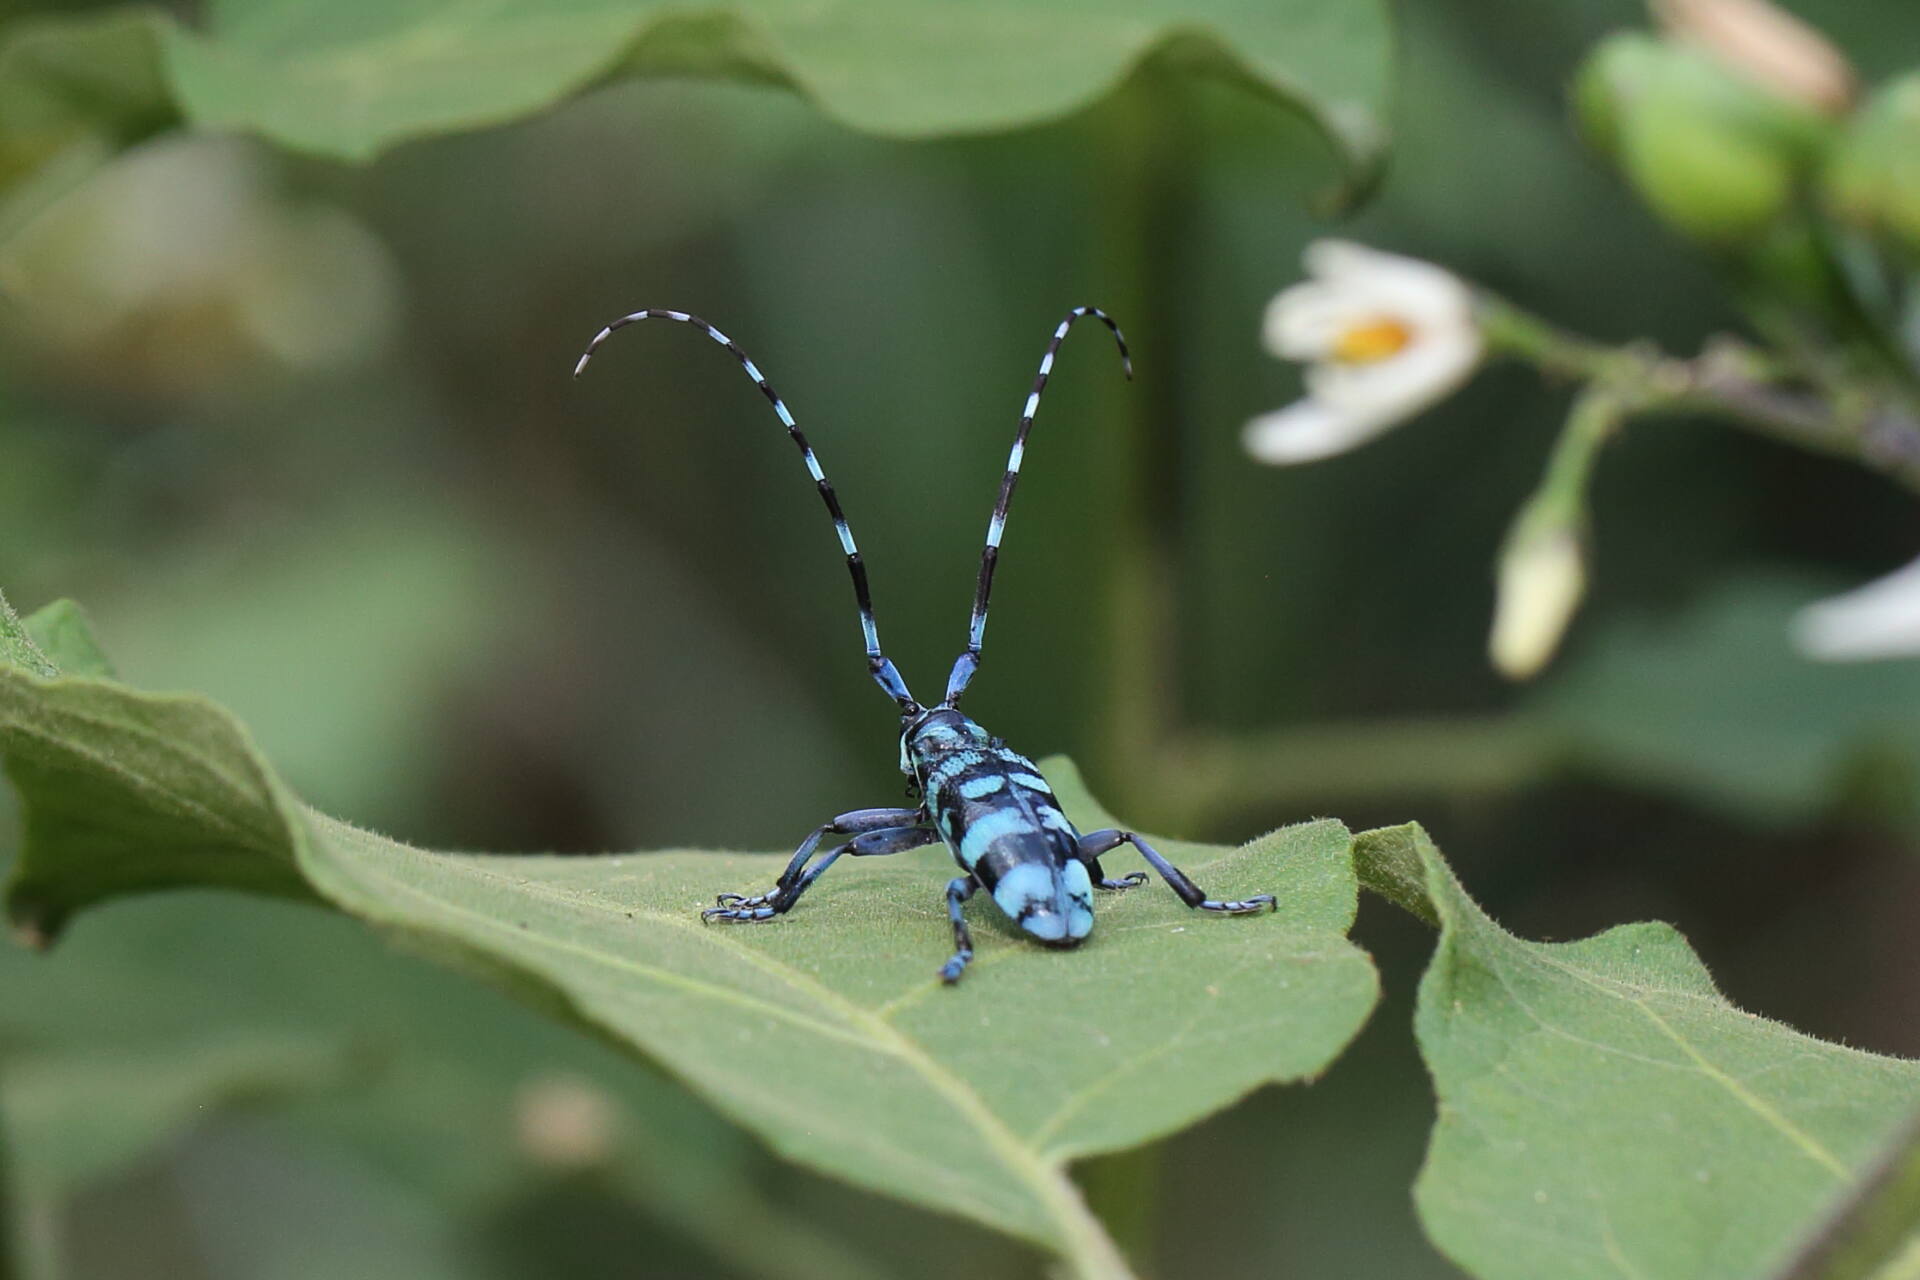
[1652,0,1855,116]
[1824,73,1920,259]
[1490,518,1586,681]
[1573,34,1831,244]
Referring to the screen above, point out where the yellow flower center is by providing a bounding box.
[1331,316,1414,364]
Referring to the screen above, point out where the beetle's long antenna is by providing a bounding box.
[941,306,1131,707]
[575,310,919,713]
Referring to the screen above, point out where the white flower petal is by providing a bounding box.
[1242,397,1403,464]
[1251,240,1484,463]
[1791,555,1920,660]
[1301,240,1475,329]
[1262,282,1356,359]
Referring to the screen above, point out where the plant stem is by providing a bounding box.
[1480,295,1920,494]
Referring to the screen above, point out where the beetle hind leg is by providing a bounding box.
[1077,829,1276,914]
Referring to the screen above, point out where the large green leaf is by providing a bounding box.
[0,0,1386,203]
[1357,823,1920,1280]
[0,591,1380,1279]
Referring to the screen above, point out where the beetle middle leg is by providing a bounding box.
[1077,829,1275,914]
[704,809,933,923]
[938,875,979,984]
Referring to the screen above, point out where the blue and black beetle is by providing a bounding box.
[575,307,1274,983]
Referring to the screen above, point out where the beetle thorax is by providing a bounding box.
[899,707,991,785]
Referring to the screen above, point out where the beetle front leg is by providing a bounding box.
[704,815,935,923]
[1077,829,1275,914]
[707,807,925,917]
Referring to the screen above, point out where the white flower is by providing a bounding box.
[1791,555,1920,660]
[1489,525,1586,679]
[1244,241,1483,464]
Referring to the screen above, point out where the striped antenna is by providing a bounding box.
[575,309,919,713]
[941,306,1131,707]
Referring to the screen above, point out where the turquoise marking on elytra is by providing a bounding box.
[1062,859,1094,939]
[958,808,1028,867]
[1007,772,1051,793]
[957,775,1005,800]
[993,863,1058,925]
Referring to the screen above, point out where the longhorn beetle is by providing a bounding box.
[574,306,1275,983]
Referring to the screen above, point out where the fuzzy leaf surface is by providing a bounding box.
[1357,823,1920,1280]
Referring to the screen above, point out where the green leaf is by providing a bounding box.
[1,1031,354,1198]
[1538,572,1920,828]
[0,0,1386,177]
[0,610,1380,1278]
[1770,1109,1920,1280]
[0,9,173,244]
[0,587,56,680]
[1355,823,1920,1280]
[22,598,114,679]
[0,887,894,1280]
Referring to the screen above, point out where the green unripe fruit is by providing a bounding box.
[1573,33,1668,160]
[1573,34,1832,245]
[1825,73,1920,258]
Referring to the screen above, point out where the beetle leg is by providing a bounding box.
[1077,828,1275,915]
[711,806,925,910]
[938,875,979,983]
[703,821,936,923]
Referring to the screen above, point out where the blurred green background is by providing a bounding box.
[4,0,1919,1276]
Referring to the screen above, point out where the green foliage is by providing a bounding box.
[1825,72,1920,258]
[1356,823,1920,1280]
[0,598,1378,1278]
[20,598,113,679]
[1771,1110,1920,1280]
[2,1032,354,1199]
[1572,33,1831,246]
[0,9,173,242]
[0,0,1387,223]
[0,588,55,678]
[0,887,894,1280]
[1538,573,1920,828]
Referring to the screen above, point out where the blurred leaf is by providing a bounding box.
[1356,823,1920,1280]
[22,598,112,679]
[1537,572,1920,828]
[1,1032,353,1198]
[0,0,1386,200]
[83,491,516,825]
[0,610,1380,1277]
[0,887,893,1280]
[0,8,172,243]
[0,588,54,678]
[1771,1108,1920,1280]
